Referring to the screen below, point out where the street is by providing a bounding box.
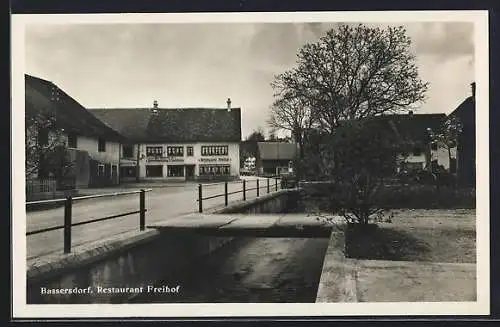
[26,176,279,259]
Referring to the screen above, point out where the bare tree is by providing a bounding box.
[271,24,428,135]
[268,95,314,154]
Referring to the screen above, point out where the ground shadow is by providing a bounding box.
[346,226,431,261]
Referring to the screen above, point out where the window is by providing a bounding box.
[167,165,184,177]
[146,146,163,157]
[38,128,49,146]
[97,164,105,176]
[187,146,194,156]
[67,133,77,148]
[199,165,230,176]
[412,147,422,156]
[120,166,136,177]
[146,165,163,177]
[201,145,228,156]
[167,146,184,157]
[98,137,106,152]
[430,142,438,151]
[123,144,134,158]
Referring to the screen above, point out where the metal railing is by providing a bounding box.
[197,177,282,213]
[26,189,153,253]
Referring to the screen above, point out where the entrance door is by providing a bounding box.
[186,165,195,180]
[111,165,118,185]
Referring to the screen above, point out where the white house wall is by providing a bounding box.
[76,136,120,164]
[397,146,457,171]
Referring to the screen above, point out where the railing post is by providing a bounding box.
[243,179,246,201]
[224,182,228,206]
[198,184,203,213]
[267,178,270,193]
[275,178,278,191]
[256,179,260,197]
[63,196,72,253]
[139,189,145,231]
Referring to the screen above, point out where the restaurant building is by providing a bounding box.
[90,100,241,181]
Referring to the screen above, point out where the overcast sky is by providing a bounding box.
[25,22,474,139]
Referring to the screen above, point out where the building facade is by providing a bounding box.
[25,74,126,189]
[256,142,297,176]
[118,142,239,181]
[375,112,451,174]
[90,102,242,182]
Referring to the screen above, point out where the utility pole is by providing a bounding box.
[135,143,140,181]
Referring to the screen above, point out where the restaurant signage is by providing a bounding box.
[199,157,231,163]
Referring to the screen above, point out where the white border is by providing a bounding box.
[12,11,490,318]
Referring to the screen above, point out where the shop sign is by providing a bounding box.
[166,156,184,163]
[199,157,231,163]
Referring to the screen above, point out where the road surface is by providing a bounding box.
[26,176,281,259]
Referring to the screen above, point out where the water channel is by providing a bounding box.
[131,236,330,303]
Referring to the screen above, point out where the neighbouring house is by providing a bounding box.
[255,141,297,176]
[89,100,241,182]
[372,112,450,174]
[301,112,451,179]
[25,74,127,192]
[449,82,476,188]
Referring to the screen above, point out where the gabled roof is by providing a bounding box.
[449,96,475,127]
[372,113,447,144]
[257,142,297,161]
[89,108,242,143]
[25,74,127,142]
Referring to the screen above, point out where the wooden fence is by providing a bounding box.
[25,179,57,201]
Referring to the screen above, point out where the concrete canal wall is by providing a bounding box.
[27,189,298,304]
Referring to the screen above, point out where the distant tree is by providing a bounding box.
[271,24,428,135]
[267,129,278,141]
[240,128,266,167]
[246,128,266,142]
[268,96,315,178]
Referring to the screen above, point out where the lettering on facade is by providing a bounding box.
[199,157,230,163]
[166,157,184,163]
[145,156,184,163]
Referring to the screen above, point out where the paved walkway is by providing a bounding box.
[148,213,340,237]
[315,212,477,303]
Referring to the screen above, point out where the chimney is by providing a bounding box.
[153,100,158,109]
[227,98,231,112]
[471,82,476,98]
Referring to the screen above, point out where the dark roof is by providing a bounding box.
[371,113,447,144]
[449,96,475,128]
[25,74,127,142]
[257,142,297,161]
[89,108,242,143]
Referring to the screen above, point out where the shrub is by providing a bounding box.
[298,182,475,211]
